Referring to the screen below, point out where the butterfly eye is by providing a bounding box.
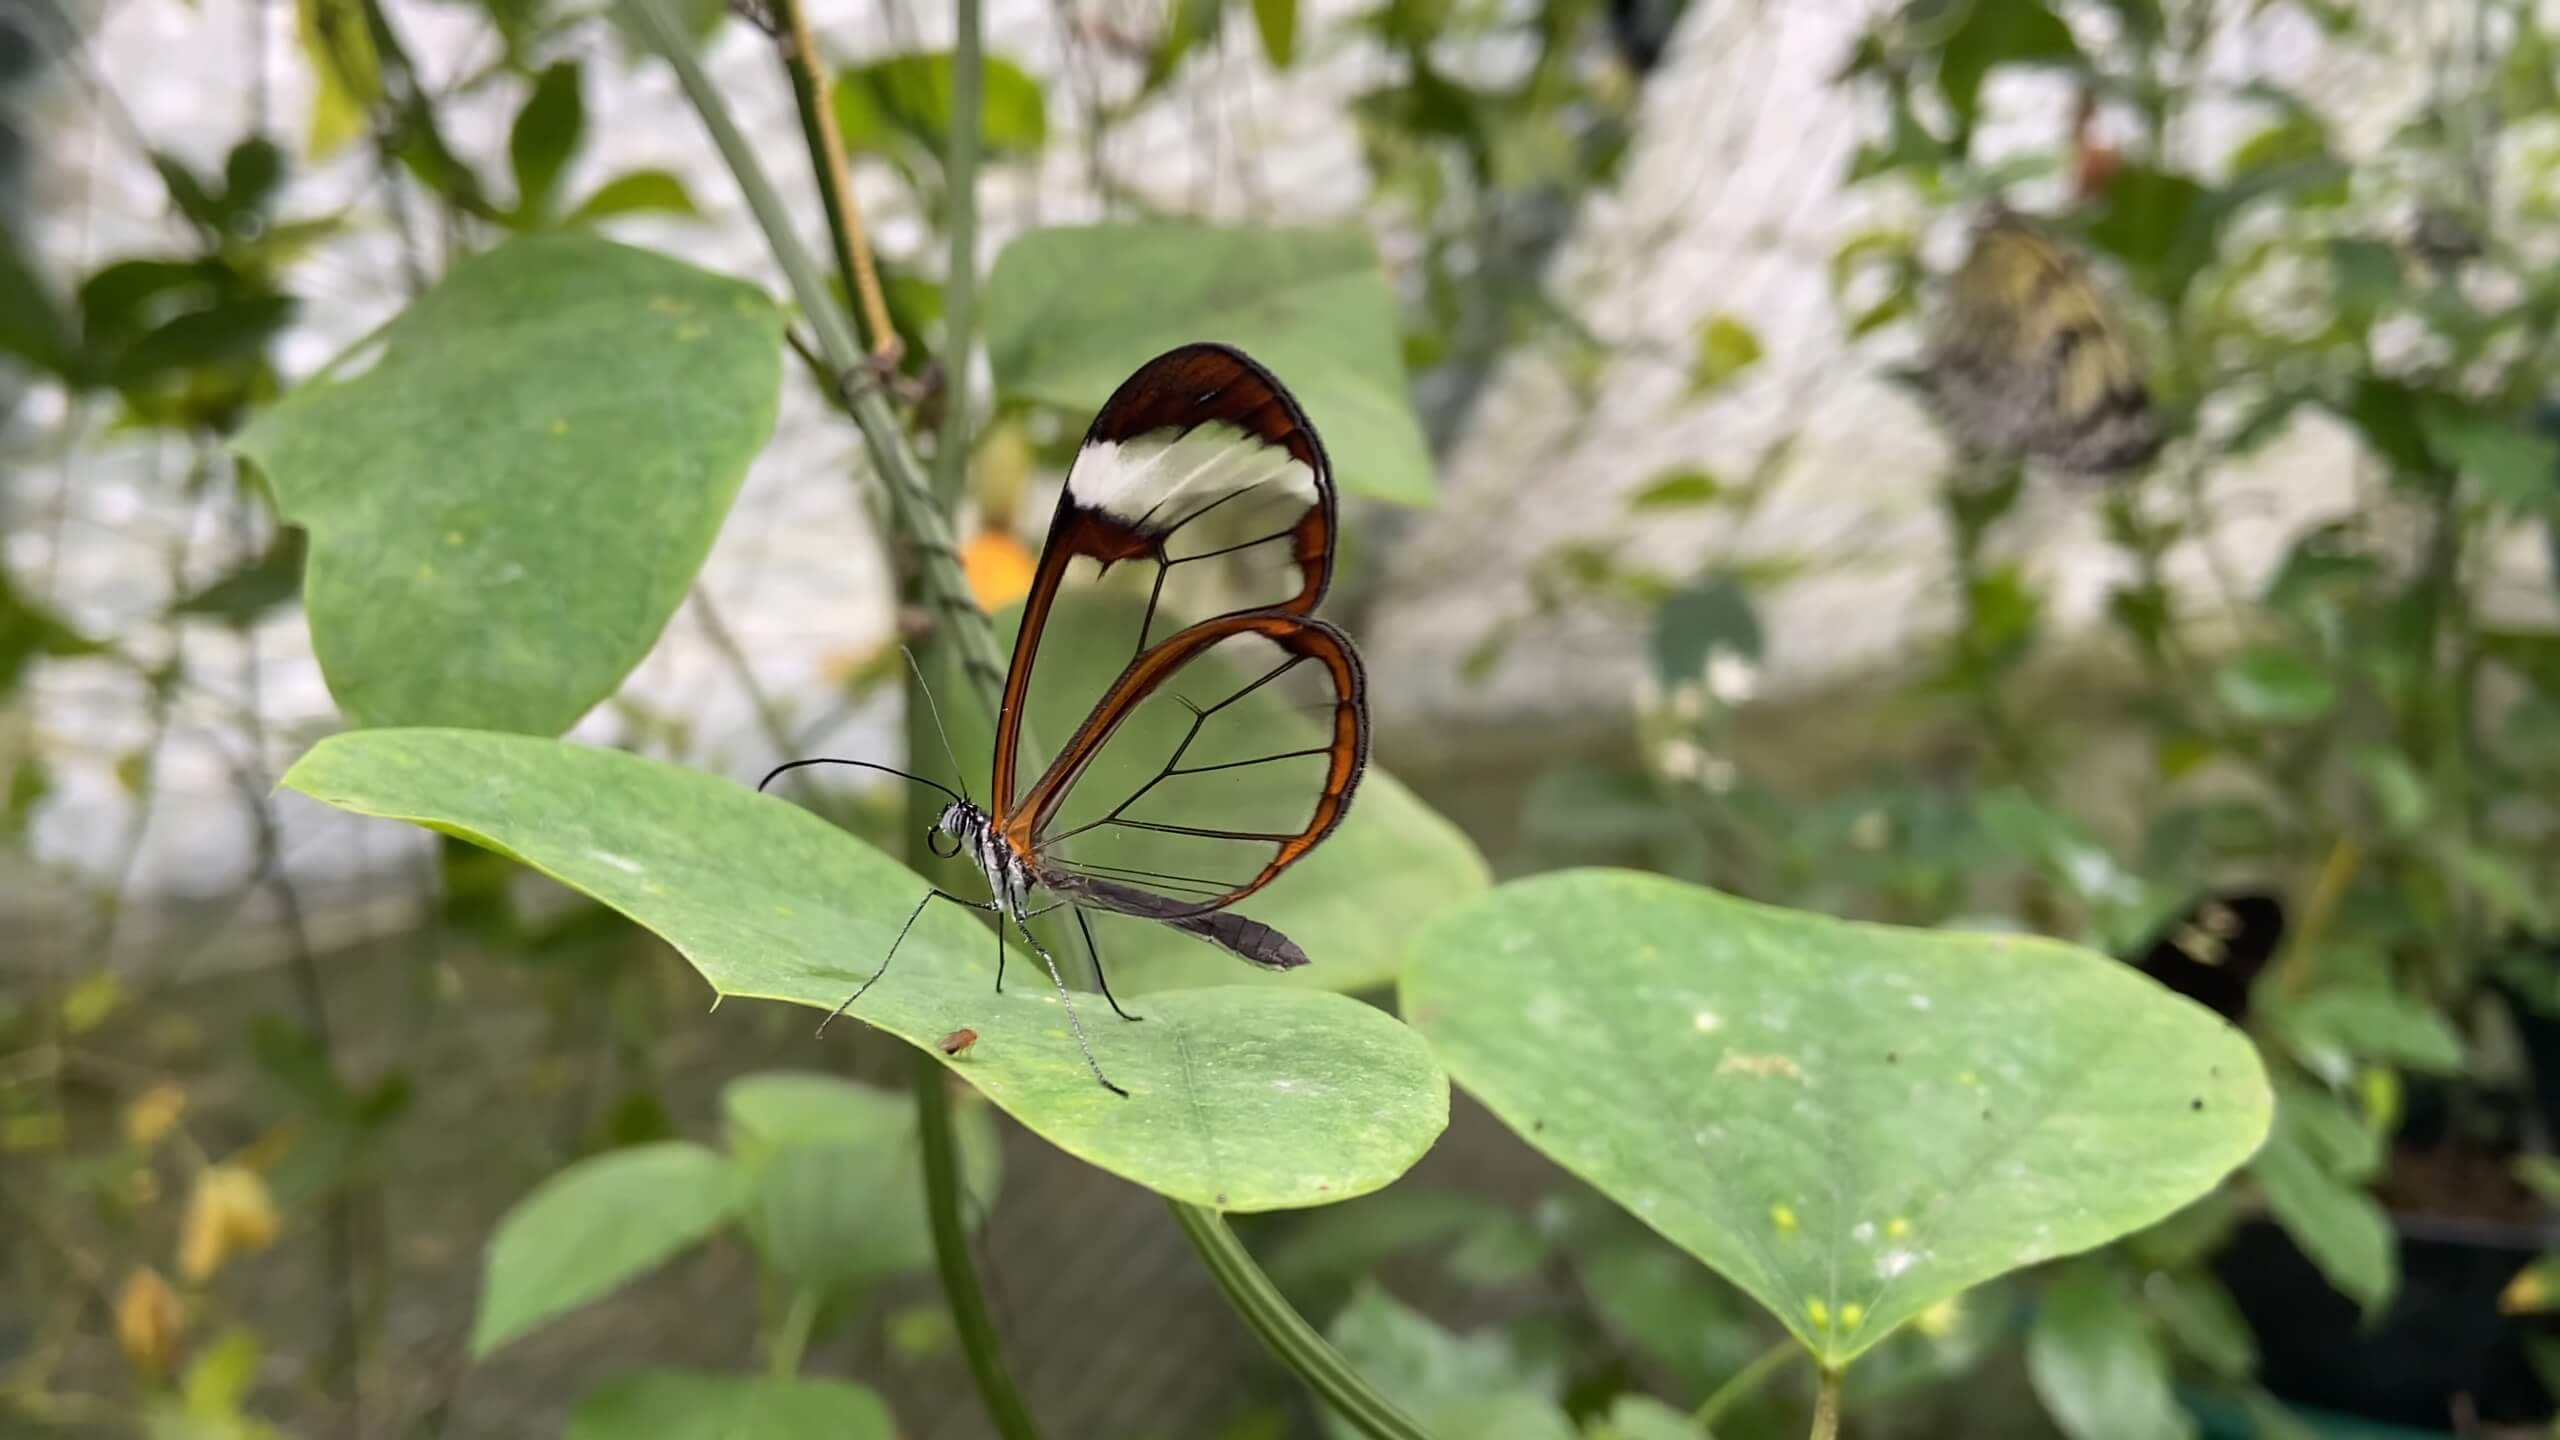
[928,827,963,860]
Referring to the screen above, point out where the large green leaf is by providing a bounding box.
[2025,1262,2194,1440]
[1401,869,2272,1367]
[236,235,782,736]
[282,728,1446,1210]
[565,1372,894,1440]
[721,1072,1001,1298]
[1323,1282,1577,1440]
[470,1141,743,1356]
[984,223,1434,505]
[979,592,1489,997]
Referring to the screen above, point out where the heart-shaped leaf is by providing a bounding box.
[282,728,1446,1210]
[1400,869,2271,1366]
[984,223,1434,505]
[236,235,782,736]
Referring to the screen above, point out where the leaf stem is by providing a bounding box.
[1807,1367,1843,1440]
[914,1050,1041,1436]
[1693,1337,1802,1429]
[1167,1201,1432,1440]
[772,0,898,359]
[932,0,983,508]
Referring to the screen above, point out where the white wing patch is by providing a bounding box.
[1067,422,1316,535]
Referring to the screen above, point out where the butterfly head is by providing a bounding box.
[927,800,985,860]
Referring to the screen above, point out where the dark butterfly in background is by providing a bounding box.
[2127,891,2286,1023]
[764,343,1371,1095]
[1915,208,2165,479]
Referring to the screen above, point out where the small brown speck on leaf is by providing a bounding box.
[2191,1098,2204,1111]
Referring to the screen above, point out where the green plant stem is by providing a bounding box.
[932,0,982,509]
[1168,1201,1431,1440]
[914,1050,1039,1435]
[622,0,1005,708]
[624,6,1026,1434]
[1808,1367,1842,1440]
[768,1288,819,1379]
[1693,1337,1801,1429]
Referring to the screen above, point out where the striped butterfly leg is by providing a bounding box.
[1008,906,1129,1098]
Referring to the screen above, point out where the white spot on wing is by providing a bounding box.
[1068,423,1315,532]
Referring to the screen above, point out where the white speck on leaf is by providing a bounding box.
[1693,1010,1722,1033]
[1526,992,1568,1028]
[1877,1248,1917,1279]
[1852,1221,1876,1244]
[1908,994,1933,1011]
[592,851,645,875]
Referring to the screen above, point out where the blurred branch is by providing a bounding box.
[772,0,899,361]
[1693,1337,1800,1428]
[1809,1367,1842,1440]
[1168,1201,1431,1440]
[932,0,982,509]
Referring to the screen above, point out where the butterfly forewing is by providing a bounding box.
[993,344,1336,818]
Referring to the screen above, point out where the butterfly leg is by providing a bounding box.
[1008,907,1129,1098]
[817,888,994,1037]
[1071,906,1143,1022]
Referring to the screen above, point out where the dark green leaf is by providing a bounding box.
[2083,166,2214,303]
[108,294,294,387]
[0,226,86,379]
[221,138,287,221]
[174,526,306,624]
[2338,378,2433,475]
[1649,575,1762,685]
[1143,0,1225,94]
[235,236,782,735]
[1935,0,2081,129]
[561,170,701,226]
[0,568,103,693]
[1251,0,1297,67]
[1402,870,2271,1365]
[151,151,226,232]
[2328,239,2401,320]
[565,1372,894,1440]
[470,1141,742,1355]
[2025,1263,2194,1440]
[509,62,585,223]
[985,223,1433,504]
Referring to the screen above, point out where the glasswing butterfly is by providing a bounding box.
[764,343,1370,1096]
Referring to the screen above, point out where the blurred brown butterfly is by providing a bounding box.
[2129,891,2285,1023]
[1917,209,2163,477]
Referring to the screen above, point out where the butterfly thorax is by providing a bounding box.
[938,800,1034,916]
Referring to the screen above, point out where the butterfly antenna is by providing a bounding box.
[758,756,964,807]
[900,645,975,807]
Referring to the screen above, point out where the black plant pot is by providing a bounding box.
[2214,1210,2553,1431]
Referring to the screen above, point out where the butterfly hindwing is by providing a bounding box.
[989,344,1368,955]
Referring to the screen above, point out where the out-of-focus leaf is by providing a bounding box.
[470,1141,742,1355]
[562,170,700,226]
[1323,1282,1577,1440]
[2213,649,2335,724]
[1251,0,1297,68]
[2421,401,2560,513]
[1688,314,1762,396]
[565,1371,894,1440]
[0,569,104,693]
[2152,1267,2255,1380]
[106,295,292,388]
[0,231,87,381]
[1629,469,1724,510]
[1650,575,1762,685]
[2026,1263,2194,1440]
[175,527,307,624]
[509,62,585,223]
[2252,1124,2395,1312]
[1935,0,2080,127]
[298,0,381,160]
[832,51,1048,158]
[2277,986,2466,1075]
